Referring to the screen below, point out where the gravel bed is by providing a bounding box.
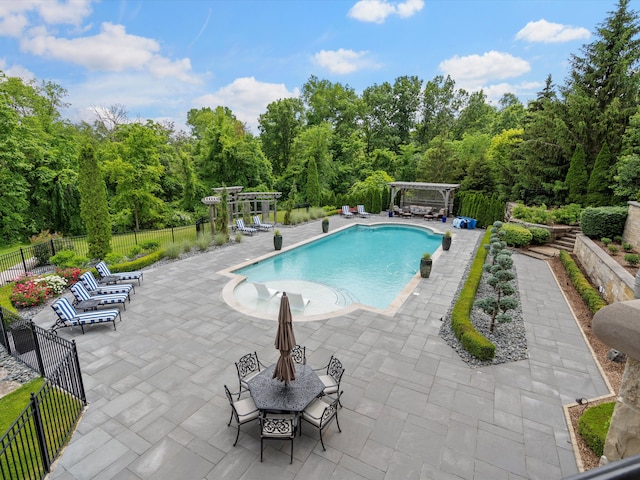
[438,238,528,367]
[0,346,40,385]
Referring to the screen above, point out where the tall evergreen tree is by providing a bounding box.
[565,145,588,205]
[586,142,614,206]
[306,157,320,206]
[78,143,112,259]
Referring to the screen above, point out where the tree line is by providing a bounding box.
[1,0,639,247]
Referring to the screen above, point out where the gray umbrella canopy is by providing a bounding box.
[273,293,297,384]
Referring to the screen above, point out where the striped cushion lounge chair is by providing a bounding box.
[341,206,354,218]
[357,205,370,218]
[252,215,274,231]
[70,282,129,310]
[80,272,134,297]
[236,219,257,236]
[51,297,121,334]
[96,261,143,285]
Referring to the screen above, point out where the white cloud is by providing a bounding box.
[439,50,531,87]
[516,19,590,44]
[194,77,299,132]
[36,0,93,26]
[482,81,543,104]
[0,59,36,81]
[348,0,424,24]
[0,0,93,36]
[313,48,378,74]
[0,13,29,37]
[20,22,200,83]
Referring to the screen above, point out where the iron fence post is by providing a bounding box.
[31,392,52,473]
[172,226,175,243]
[0,308,9,353]
[72,340,87,405]
[31,321,46,377]
[50,238,56,259]
[20,247,27,275]
[134,230,138,245]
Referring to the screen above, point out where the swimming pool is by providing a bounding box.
[224,223,442,318]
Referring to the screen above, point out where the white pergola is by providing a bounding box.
[201,186,282,234]
[388,182,460,215]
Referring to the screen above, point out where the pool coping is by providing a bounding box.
[219,221,449,321]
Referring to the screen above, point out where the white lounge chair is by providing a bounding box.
[341,206,354,218]
[236,219,257,236]
[357,205,370,217]
[253,282,279,300]
[288,292,310,312]
[252,215,273,231]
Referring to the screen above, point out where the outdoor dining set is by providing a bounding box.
[224,293,345,463]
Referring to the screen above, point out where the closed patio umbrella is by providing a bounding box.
[273,292,297,385]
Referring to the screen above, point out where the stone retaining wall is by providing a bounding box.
[623,201,640,249]
[575,234,635,304]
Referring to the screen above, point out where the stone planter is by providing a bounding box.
[274,235,283,251]
[442,235,452,251]
[322,220,329,233]
[420,258,432,278]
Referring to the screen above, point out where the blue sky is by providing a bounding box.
[0,0,626,133]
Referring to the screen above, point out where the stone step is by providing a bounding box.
[554,238,576,247]
[549,242,574,252]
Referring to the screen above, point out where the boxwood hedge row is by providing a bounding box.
[558,250,607,314]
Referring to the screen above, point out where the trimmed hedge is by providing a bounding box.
[105,250,166,273]
[581,206,628,239]
[558,250,607,314]
[451,229,496,361]
[578,401,615,457]
[502,223,533,247]
[528,227,551,245]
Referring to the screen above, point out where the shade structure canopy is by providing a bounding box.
[273,293,297,384]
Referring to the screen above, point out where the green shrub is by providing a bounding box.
[49,250,89,268]
[511,204,553,225]
[622,242,633,252]
[552,204,583,225]
[235,232,243,243]
[559,251,607,314]
[107,250,164,272]
[196,233,212,251]
[502,224,533,247]
[104,252,124,264]
[128,245,143,257]
[213,233,228,246]
[624,253,640,267]
[601,237,612,246]
[450,228,496,361]
[181,240,193,253]
[528,227,551,245]
[578,402,615,457]
[139,240,160,252]
[164,244,182,259]
[581,206,628,239]
[613,235,624,244]
[607,244,619,254]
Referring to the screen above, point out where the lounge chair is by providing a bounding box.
[252,215,273,231]
[70,282,129,310]
[288,292,310,312]
[235,219,257,236]
[357,205,370,218]
[341,206,354,218]
[51,297,121,334]
[253,282,279,301]
[95,261,143,285]
[80,272,134,297]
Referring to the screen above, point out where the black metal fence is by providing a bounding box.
[0,222,206,285]
[0,308,86,479]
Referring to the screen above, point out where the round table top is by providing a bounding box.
[247,363,324,412]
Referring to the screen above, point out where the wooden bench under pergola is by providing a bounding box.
[388,182,460,217]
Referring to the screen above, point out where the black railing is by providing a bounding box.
[562,454,640,479]
[0,309,86,479]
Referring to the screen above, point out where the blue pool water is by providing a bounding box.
[233,224,442,310]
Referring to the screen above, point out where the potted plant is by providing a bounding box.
[322,217,329,233]
[420,252,432,278]
[442,230,452,251]
[274,230,283,250]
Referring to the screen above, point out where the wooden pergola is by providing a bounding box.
[201,186,282,234]
[388,182,460,216]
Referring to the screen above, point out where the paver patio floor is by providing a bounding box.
[35,215,611,479]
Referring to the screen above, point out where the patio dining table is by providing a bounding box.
[247,363,324,412]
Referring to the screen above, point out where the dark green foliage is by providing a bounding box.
[456,192,505,228]
[587,143,614,206]
[553,204,583,225]
[510,204,554,225]
[580,206,628,238]
[306,157,320,206]
[601,237,612,245]
[624,253,640,266]
[450,229,496,360]
[565,145,588,204]
[214,187,229,238]
[577,402,615,457]
[49,250,89,268]
[528,227,551,244]
[501,224,533,247]
[106,250,165,272]
[559,250,607,314]
[78,143,112,259]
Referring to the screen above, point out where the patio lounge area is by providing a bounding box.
[33,214,611,479]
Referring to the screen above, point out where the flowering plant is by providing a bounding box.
[55,267,83,285]
[10,274,68,308]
